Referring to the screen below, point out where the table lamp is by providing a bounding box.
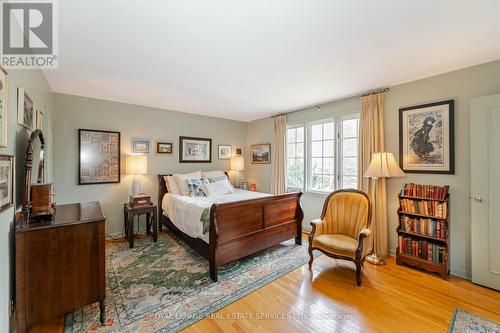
[363,152,405,265]
[230,155,244,188]
[125,155,148,194]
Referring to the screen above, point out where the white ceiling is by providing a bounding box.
[44,0,500,122]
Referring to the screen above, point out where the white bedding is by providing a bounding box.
[162,189,271,243]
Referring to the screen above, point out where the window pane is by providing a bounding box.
[296,142,304,157]
[296,127,304,143]
[287,128,296,142]
[343,138,358,157]
[323,122,335,140]
[312,158,322,174]
[287,158,304,188]
[311,174,322,190]
[343,157,358,176]
[342,176,357,189]
[343,118,358,137]
[311,124,322,141]
[323,140,335,157]
[322,175,334,192]
[323,157,334,174]
[311,141,322,157]
[287,143,296,158]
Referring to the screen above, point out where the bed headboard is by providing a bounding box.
[158,172,230,206]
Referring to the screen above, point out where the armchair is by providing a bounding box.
[308,189,372,286]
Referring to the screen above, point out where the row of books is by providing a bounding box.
[400,183,449,200]
[399,216,447,239]
[399,198,447,218]
[398,236,446,264]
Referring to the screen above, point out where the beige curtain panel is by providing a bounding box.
[358,93,389,257]
[271,115,287,194]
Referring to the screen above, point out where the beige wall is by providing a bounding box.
[0,69,54,332]
[52,93,248,235]
[246,60,500,278]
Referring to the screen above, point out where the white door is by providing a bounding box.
[470,94,500,290]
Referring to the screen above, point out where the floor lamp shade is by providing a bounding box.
[363,152,405,266]
[364,152,405,179]
[126,155,148,194]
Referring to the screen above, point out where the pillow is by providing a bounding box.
[202,180,235,197]
[187,178,209,197]
[202,170,226,179]
[174,170,202,196]
[163,176,181,195]
[209,175,229,183]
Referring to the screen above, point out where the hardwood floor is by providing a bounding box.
[28,235,500,333]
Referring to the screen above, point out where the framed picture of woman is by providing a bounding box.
[399,100,454,174]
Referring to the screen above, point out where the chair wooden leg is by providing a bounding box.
[355,260,362,286]
[308,246,314,269]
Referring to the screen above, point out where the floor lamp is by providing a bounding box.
[363,152,405,265]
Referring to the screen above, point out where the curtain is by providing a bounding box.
[358,93,389,257]
[271,115,287,194]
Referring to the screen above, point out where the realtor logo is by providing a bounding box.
[1,0,58,68]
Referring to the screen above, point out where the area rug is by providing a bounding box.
[65,232,311,333]
[448,308,500,333]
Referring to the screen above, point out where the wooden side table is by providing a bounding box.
[124,203,158,248]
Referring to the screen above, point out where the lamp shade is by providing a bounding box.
[363,152,405,179]
[125,155,148,175]
[230,156,245,171]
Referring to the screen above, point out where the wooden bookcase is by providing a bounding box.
[396,185,450,278]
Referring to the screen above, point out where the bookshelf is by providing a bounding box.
[396,183,450,278]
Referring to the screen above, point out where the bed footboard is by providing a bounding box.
[208,191,303,281]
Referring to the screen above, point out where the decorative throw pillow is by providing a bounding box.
[174,170,202,196]
[187,178,210,197]
[163,176,181,195]
[202,180,235,196]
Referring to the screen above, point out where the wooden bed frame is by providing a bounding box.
[158,174,303,281]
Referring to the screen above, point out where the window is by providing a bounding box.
[286,113,359,193]
[286,126,305,189]
[309,120,335,192]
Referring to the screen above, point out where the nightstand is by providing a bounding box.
[124,203,158,248]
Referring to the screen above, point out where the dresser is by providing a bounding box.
[15,201,106,333]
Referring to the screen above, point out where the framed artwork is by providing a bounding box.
[399,100,455,174]
[218,145,231,159]
[0,66,7,147]
[0,155,14,213]
[240,181,249,190]
[35,109,44,132]
[131,138,151,154]
[179,136,212,163]
[250,144,271,164]
[78,129,121,185]
[18,87,34,130]
[157,141,173,154]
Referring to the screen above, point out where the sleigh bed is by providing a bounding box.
[158,174,304,281]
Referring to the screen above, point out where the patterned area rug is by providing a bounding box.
[448,308,500,333]
[65,232,311,333]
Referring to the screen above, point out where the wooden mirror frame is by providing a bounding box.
[22,129,45,218]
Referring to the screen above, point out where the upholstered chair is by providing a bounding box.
[308,189,372,286]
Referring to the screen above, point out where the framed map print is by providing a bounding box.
[0,155,13,213]
[79,129,121,184]
[399,100,454,174]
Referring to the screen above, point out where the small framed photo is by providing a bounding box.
[218,145,231,159]
[157,141,173,154]
[18,87,34,129]
[179,136,212,163]
[131,138,151,154]
[399,100,454,174]
[35,109,44,132]
[0,155,14,213]
[240,181,249,190]
[250,144,271,164]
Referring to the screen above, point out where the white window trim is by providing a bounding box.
[286,113,359,194]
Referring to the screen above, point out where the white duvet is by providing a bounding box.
[162,189,271,243]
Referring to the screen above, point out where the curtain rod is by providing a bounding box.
[271,87,390,118]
